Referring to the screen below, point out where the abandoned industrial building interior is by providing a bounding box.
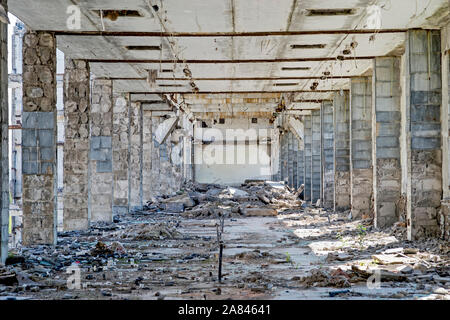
[0,0,449,302]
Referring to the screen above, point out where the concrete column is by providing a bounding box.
[129,100,143,211]
[280,132,288,182]
[441,30,450,240]
[298,147,304,189]
[22,31,57,245]
[334,91,351,211]
[89,79,113,222]
[372,57,402,228]
[350,77,373,219]
[311,110,321,203]
[142,110,153,200]
[404,30,442,239]
[288,132,294,187]
[292,131,299,189]
[0,0,8,262]
[63,59,90,231]
[112,94,130,215]
[321,100,334,209]
[303,115,312,202]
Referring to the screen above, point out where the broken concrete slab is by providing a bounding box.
[154,117,178,145]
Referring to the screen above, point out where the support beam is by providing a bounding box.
[334,91,351,211]
[63,59,90,230]
[0,0,8,263]
[22,31,57,245]
[372,57,402,228]
[89,79,113,222]
[89,56,377,64]
[404,30,442,240]
[350,77,373,219]
[311,110,321,204]
[49,29,407,37]
[321,101,334,209]
[303,115,312,202]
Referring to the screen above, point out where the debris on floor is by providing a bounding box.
[0,182,448,300]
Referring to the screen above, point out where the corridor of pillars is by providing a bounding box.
[0,11,449,264]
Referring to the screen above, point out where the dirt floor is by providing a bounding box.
[1,204,449,300]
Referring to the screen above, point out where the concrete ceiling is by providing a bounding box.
[9,0,449,113]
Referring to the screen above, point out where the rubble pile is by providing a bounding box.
[143,180,304,218]
[298,268,351,288]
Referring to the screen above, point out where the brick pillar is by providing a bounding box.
[129,100,143,211]
[321,100,334,209]
[112,94,130,215]
[63,59,90,230]
[373,57,402,228]
[311,110,321,203]
[303,115,312,202]
[22,31,57,245]
[89,79,113,222]
[0,0,8,262]
[350,77,373,219]
[334,91,351,211]
[405,30,442,239]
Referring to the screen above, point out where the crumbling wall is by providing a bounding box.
[21,31,57,245]
[334,91,351,211]
[89,79,113,222]
[63,59,90,231]
[350,77,373,219]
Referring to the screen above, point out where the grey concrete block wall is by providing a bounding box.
[89,79,113,222]
[303,115,312,202]
[406,30,442,240]
[350,77,373,219]
[373,57,402,228]
[334,91,351,211]
[311,110,321,203]
[0,0,8,263]
[321,101,334,209]
[21,31,57,246]
[63,59,90,231]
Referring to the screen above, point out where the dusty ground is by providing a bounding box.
[1,206,449,300]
